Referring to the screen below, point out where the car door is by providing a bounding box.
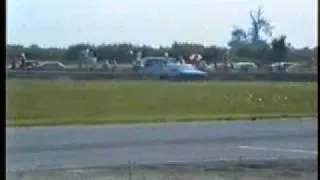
[143,59,166,76]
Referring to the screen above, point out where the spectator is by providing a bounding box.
[19,53,26,69]
[103,60,110,71]
[198,60,208,71]
[132,60,139,71]
[179,56,185,64]
[11,57,17,69]
[136,51,142,60]
[112,60,117,72]
[91,57,98,70]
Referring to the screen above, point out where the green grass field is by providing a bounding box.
[6,80,317,127]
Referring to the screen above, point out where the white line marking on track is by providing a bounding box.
[238,146,317,154]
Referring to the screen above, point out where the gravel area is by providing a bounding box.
[7,159,317,180]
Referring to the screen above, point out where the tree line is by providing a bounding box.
[6,7,316,66]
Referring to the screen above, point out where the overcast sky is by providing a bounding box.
[7,0,317,48]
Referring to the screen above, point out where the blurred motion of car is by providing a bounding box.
[137,57,207,80]
[38,61,67,71]
[160,63,208,80]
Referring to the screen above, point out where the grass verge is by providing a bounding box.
[6,80,317,127]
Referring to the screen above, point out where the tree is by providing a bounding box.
[313,46,317,72]
[29,44,40,49]
[228,27,248,49]
[227,6,275,64]
[63,43,92,61]
[168,42,207,61]
[6,40,312,66]
[202,46,221,67]
[248,6,273,44]
[271,35,288,62]
[313,46,318,62]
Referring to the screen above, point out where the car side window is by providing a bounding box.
[170,68,179,72]
[145,60,153,67]
[156,60,164,66]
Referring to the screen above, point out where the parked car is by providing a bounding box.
[8,60,40,70]
[24,60,41,70]
[286,62,315,73]
[207,63,234,73]
[38,61,67,71]
[269,62,297,72]
[232,62,258,72]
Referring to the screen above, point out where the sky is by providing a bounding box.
[7,0,318,49]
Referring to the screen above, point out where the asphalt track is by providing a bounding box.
[6,118,317,172]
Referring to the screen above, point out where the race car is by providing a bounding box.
[135,56,207,80]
